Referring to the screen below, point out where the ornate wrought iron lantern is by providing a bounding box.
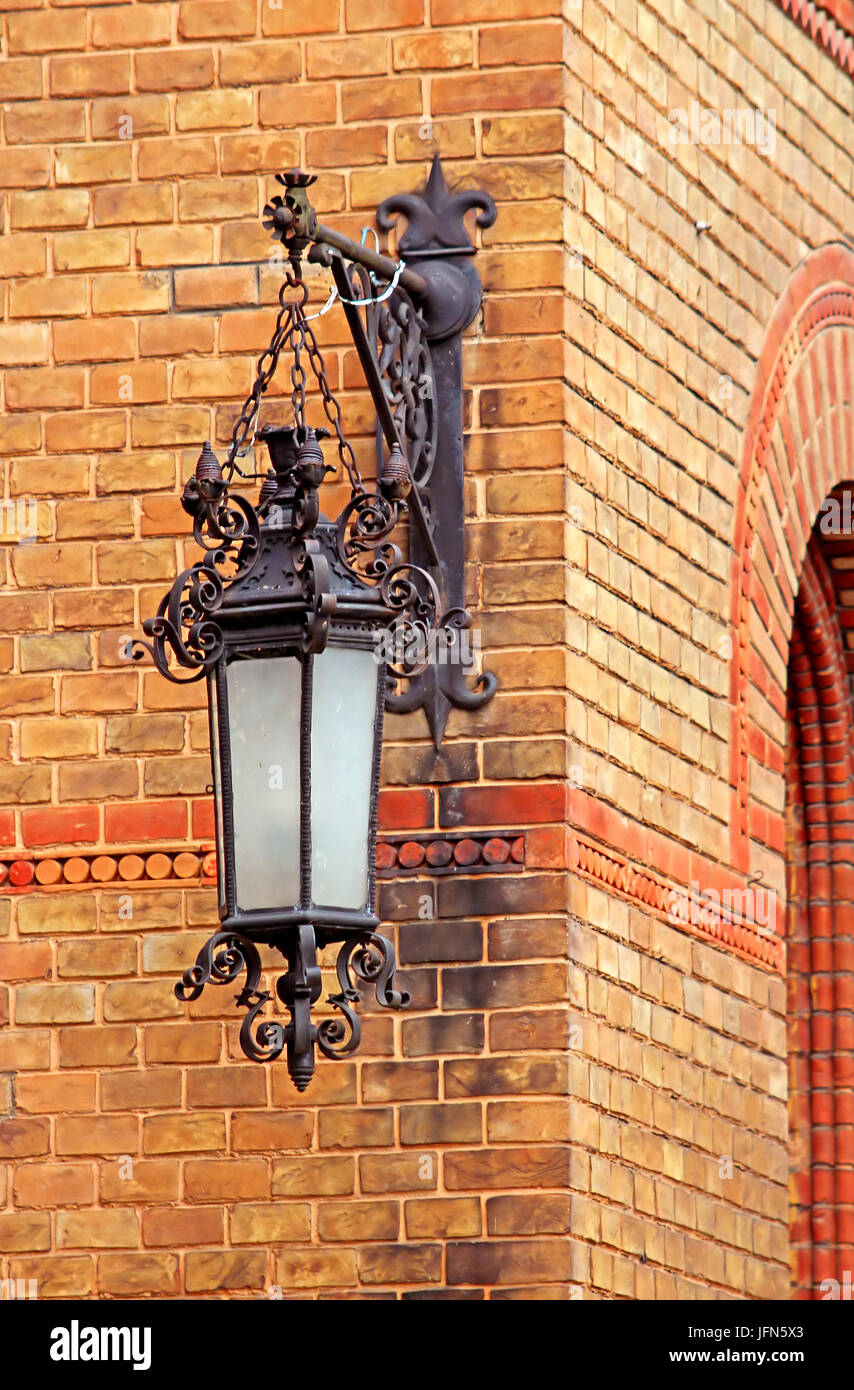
[135,279,447,1090]
[135,162,496,1090]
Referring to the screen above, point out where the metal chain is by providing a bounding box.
[226,277,303,477]
[224,270,361,491]
[288,314,308,439]
[300,309,362,490]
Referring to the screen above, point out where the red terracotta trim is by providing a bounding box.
[377,831,525,875]
[568,830,785,974]
[569,784,776,906]
[0,844,212,892]
[0,832,529,893]
[774,0,854,73]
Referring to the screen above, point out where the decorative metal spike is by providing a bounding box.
[258,468,278,507]
[380,442,411,501]
[195,440,223,484]
[294,428,329,489]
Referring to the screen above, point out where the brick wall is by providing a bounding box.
[0,0,571,1300]
[0,0,852,1300]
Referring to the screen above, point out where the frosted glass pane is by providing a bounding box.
[227,657,301,912]
[311,646,379,909]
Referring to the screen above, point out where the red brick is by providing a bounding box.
[105,801,188,842]
[22,806,100,848]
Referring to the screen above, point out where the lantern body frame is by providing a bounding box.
[138,431,440,1089]
[207,624,386,943]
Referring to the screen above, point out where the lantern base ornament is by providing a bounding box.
[175,923,409,1092]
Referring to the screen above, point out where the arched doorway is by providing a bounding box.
[730,245,854,1296]
[786,502,854,1297]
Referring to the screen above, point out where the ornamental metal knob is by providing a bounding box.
[195,440,223,485]
[257,468,279,507]
[379,442,411,501]
[295,428,329,490]
[182,440,225,515]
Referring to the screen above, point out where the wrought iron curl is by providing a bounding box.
[380,562,441,628]
[316,997,362,1059]
[335,490,402,582]
[191,493,261,558]
[347,263,435,491]
[293,537,336,653]
[381,617,435,680]
[336,933,410,1010]
[173,930,286,1064]
[238,998,286,1064]
[130,564,223,682]
[175,929,261,1001]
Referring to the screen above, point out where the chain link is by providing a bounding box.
[288,317,307,441]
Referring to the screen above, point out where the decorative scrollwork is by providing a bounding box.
[175,930,285,1065]
[238,1001,286,1064]
[184,484,261,561]
[335,488,402,583]
[347,262,435,492]
[293,536,336,653]
[132,449,263,683]
[380,561,440,626]
[375,288,436,489]
[317,997,362,1060]
[172,926,410,1084]
[334,932,410,1011]
[131,562,224,682]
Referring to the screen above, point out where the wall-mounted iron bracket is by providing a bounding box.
[264,156,498,746]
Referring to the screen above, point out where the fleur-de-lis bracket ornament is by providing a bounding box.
[372,156,499,745]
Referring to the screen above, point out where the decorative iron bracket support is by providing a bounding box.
[265,157,499,746]
[175,923,408,1092]
[373,157,499,746]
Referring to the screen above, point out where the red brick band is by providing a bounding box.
[0,832,529,893]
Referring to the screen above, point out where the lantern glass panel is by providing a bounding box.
[310,645,380,909]
[227,655,302,912]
